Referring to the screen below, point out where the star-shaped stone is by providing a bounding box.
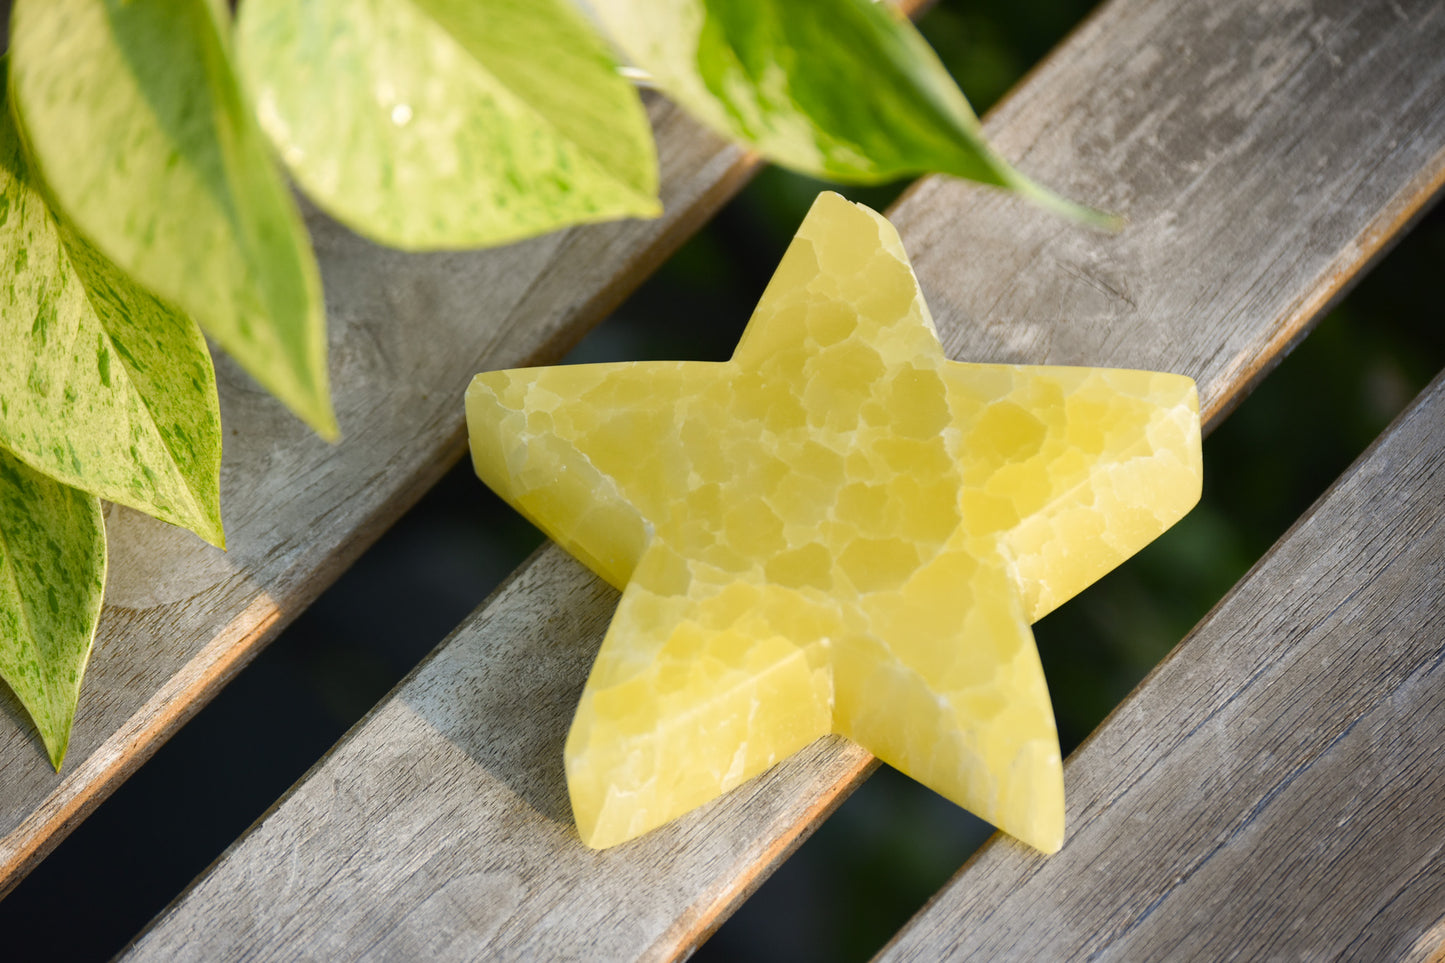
[466,192,1201,852]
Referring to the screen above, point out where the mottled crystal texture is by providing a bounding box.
[466,192,1202,853]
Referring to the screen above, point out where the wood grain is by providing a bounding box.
[0,94,758,898]
[880,371,1445,962]
[121,0,1445,958]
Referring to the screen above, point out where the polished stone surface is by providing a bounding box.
[467,192,1201,852]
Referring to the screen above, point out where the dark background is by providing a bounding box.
[3,1,1443,959]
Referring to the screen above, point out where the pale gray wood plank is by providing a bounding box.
[878,372,1445,962]
[0,93,757,897]
[124,0,1445,958]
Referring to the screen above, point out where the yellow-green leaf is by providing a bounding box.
[0,449,105,770]
[0,75,223,547]
[590,0,1114,226]
[236,0,661,250]
[9,0,337,438]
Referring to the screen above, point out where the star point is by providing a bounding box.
[467,191,1201,853]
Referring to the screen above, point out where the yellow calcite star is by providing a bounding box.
[466,192,1202,853]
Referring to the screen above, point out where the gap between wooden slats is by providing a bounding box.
[123,0,1445,958]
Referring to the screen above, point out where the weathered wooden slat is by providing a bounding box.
[123,0,1445,958]
[879,370,1445,962]
[0,95,759,898]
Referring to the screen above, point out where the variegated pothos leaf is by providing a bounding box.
[0,72,224,547]
[9,0,338,438]
[236,0,660,249]
[0,449,105,770]
[589,0,1114,226]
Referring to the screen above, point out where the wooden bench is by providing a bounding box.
[3,0,1443,957]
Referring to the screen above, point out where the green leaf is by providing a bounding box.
[590,0,1116,227]
[0,448,105,770]
[235,0,660,250]
[0,76,224,548]
[9,0,338,439]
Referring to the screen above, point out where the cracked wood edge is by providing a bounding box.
[124,0,1445,958]
[879,372,1445,962]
